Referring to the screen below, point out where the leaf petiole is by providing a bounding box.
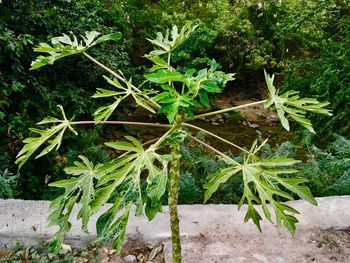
[188,100,267,121]
[182,123,248,153]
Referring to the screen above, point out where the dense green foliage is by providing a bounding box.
[0,0,349,203]
[301,135,350,197]
[1,1,346,259]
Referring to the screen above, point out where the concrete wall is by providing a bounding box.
[1,196,349,250]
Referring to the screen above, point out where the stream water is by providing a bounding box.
[117,111,290,154]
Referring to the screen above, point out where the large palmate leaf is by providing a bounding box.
[16,105,77,169]
[47,135,169,253]
[264,70,332,133]
[95,199,131,253]
[93,75,157,121]
[204,140,316,235]
[102,136,169,228]
[30,31,122,70]
[48,155,101,253]
[145,62,234,99]
[186,61,235,97]
[47,155,131,253]
[147,63,235,122]
[153,84,197,123]
[147,22,198,56]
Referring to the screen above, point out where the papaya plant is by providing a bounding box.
[17,24,332,263]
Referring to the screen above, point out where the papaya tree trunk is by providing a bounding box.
[169,144,182,263]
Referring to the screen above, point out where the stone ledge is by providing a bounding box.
[1,196,349,250]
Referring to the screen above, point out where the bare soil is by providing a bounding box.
[1,228,349,262]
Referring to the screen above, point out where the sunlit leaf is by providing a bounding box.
[30,31,121,70]
[204,140,317,235]
[264,70,332,133]
[145,70,188,85]
[16,105,77,169]
[93,97,123,121]
[147,22,198,56]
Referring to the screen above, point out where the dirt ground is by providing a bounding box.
[1,228,349,262]
[162,228,350,263]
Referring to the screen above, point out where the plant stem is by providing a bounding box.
[166,52,182,262]
[188,100,267,121]
[167,52,171,68]
[167,52,172,85]
[70,120,171,128]
[169,143,182,263]
[82,52,160,109]
[182,123,248,153]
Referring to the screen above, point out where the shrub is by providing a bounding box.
[16,24,331,263]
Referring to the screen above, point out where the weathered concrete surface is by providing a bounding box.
[1,196,350,262]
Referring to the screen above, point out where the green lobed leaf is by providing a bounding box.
[50,156,100,233]
[204,140,317,235]
[145,198,163,221]
[147,22,198,56]
[264,70,332,133]
[93,97,123,122]
[30,31,122,70]
[146,168,168,206]
[47,153,144,253]
[203,166,241,203]
[16,105,77,169]
[145,70,188,85]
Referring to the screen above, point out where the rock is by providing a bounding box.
[137,253,146,262]
[149,243,163,260]
[248,123,260,129]
[211,122,219,126]
[60,243,72,254]
[252,253,268,263]
[123,254,137,263]
[218,118,224,123]
[223,113,230,119]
